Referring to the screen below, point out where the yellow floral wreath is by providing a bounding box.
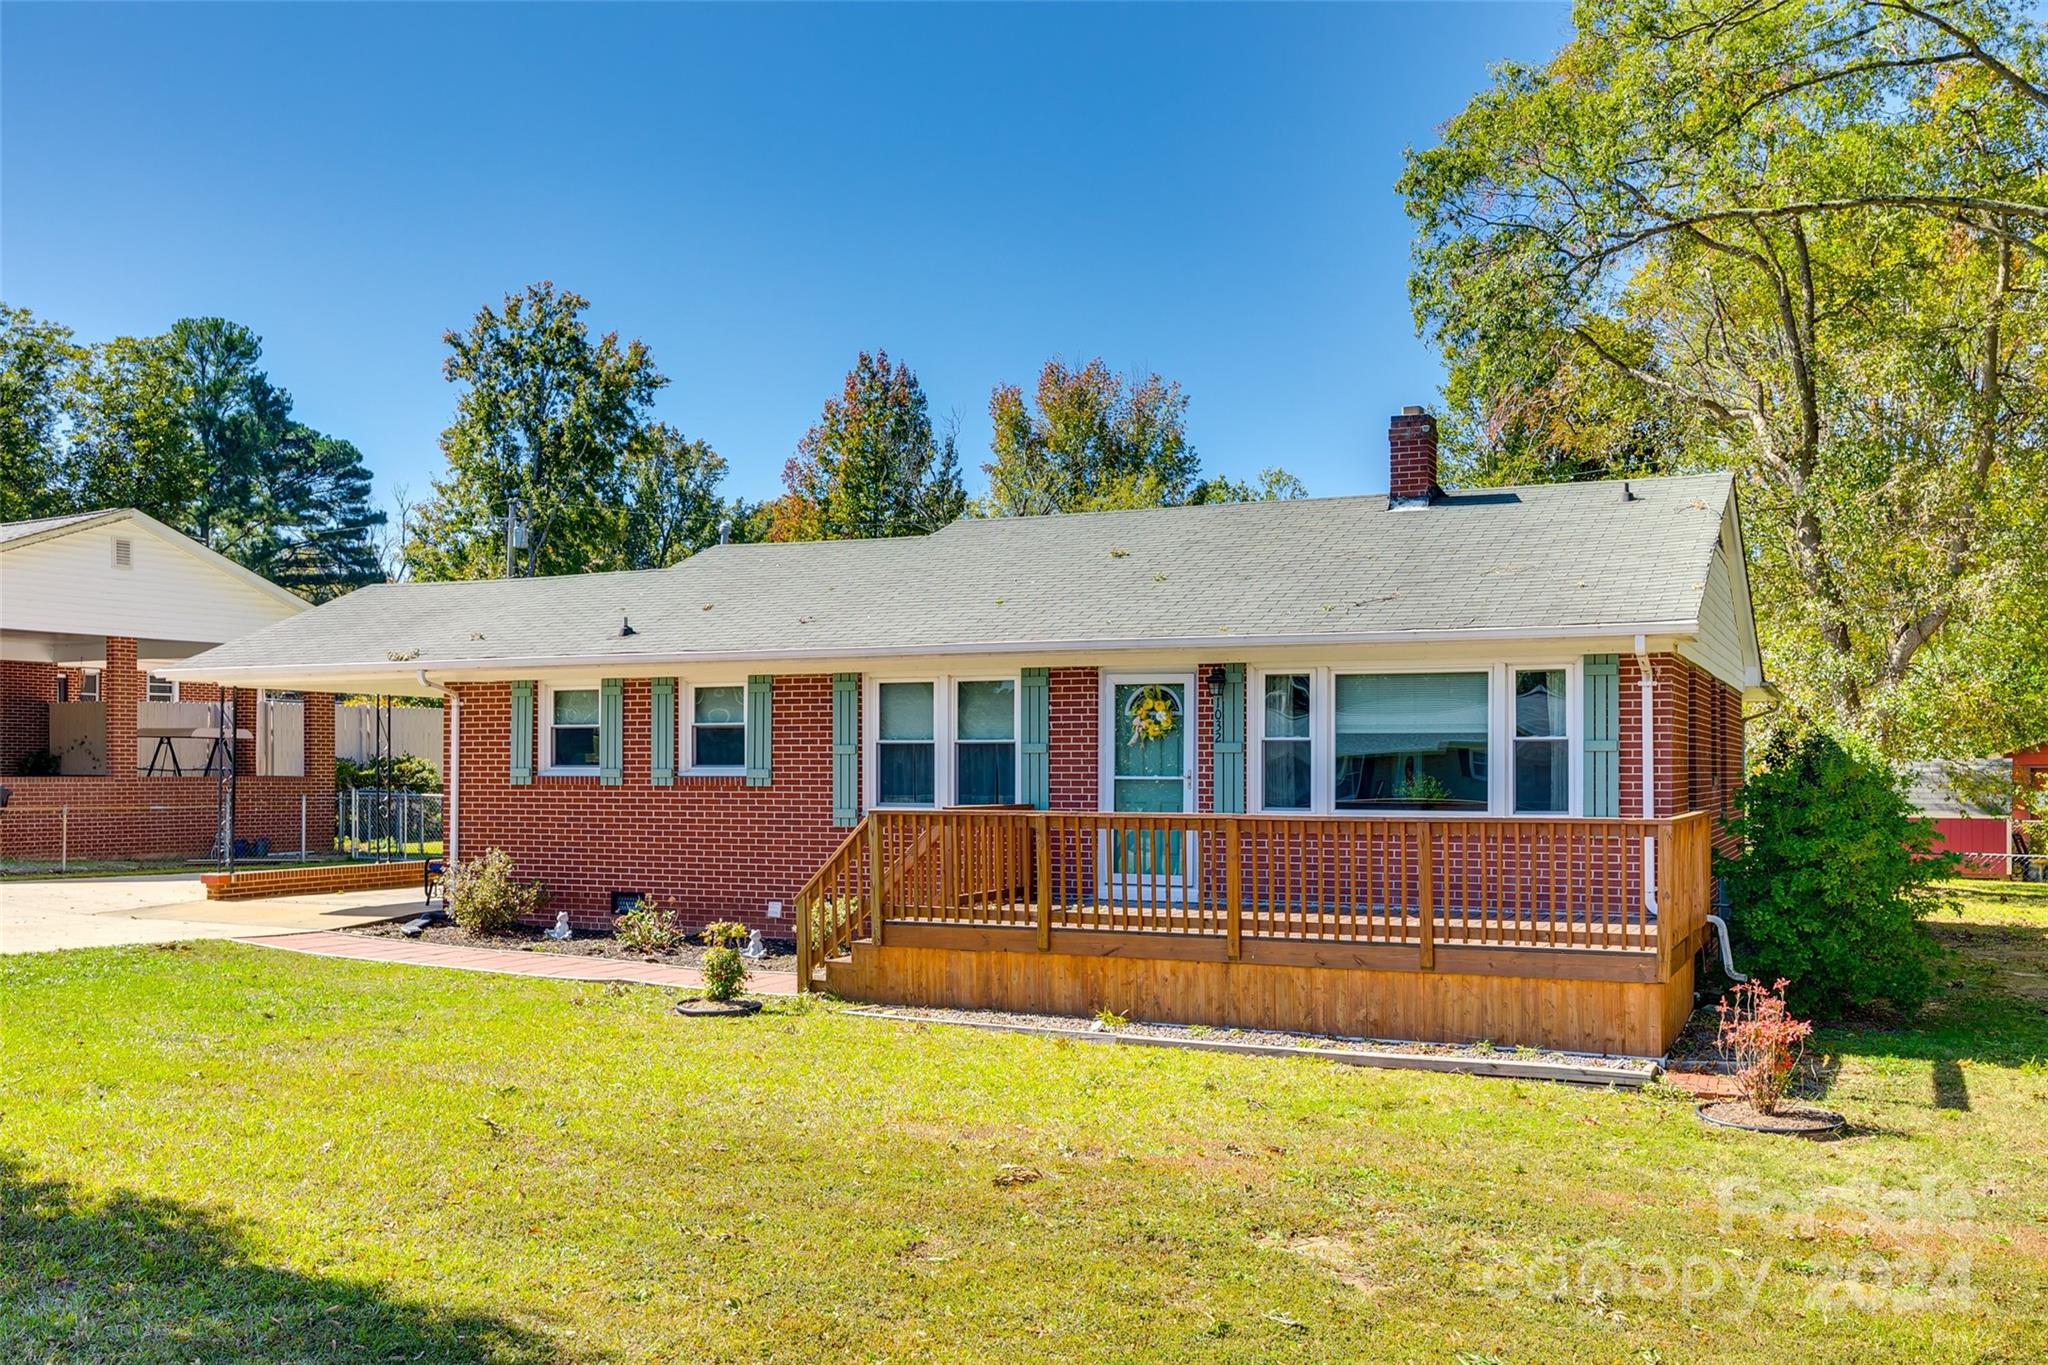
[1126,685,1181,745]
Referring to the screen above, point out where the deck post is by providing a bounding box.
[868,815,885,948]
[1225,820,1242,961]
[1417,821,1435,971]
[795,895,812,991]
[1034,814,1051,951]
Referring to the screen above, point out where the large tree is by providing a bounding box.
[1401,0,2048,757]
[770,350,965,541]
[406,282,668,578]
[613,422,733,569]
[0,304,83,521]
[1,304,384,598]
[982,357,1203,516]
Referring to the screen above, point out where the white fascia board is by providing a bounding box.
[161,619,1702,688]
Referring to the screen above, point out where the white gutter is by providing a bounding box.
[164,619,1704,684]
[416,669,458,867]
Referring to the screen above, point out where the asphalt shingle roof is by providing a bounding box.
[0,509,121,546]
[170,473,1736,682]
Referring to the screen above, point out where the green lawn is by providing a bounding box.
[2,883,2043,1363]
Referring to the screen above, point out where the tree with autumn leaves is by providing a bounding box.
[1401,0,2048,759]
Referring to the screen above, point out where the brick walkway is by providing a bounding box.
[236,930,802,995]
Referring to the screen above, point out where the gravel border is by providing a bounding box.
[845,1004,1660,1086]
[342,920,800,974]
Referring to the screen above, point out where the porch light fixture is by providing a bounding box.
[1204,665,1227,693]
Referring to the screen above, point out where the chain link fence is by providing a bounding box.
[335,789,445,861]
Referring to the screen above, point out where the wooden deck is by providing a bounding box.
[797,809,1713,1055]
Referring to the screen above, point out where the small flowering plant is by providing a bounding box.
[1715,978,1814,1115]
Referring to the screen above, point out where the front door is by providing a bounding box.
[1102,675,1195,902]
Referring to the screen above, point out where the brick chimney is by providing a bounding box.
[1388,406,1439,507]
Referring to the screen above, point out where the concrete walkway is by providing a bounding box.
[236,929,803,994]
[0,872,421,954]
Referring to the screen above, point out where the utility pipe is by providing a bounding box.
[1634,634,1660,935]
[417,670,458,866]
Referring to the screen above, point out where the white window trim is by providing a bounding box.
[861,673,1021,809]
[1246,660,1583,818]
[1506,661,1582,816]
[681,681,748,775]
[145,673,178,704]
[539,680,602,776]
[80,670,101,701]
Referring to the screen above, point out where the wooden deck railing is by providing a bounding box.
[798,809,1714,986]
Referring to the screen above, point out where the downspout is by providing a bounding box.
[1634,635,1658,924]
[417,670,458,866]
[1633,640,1747,982]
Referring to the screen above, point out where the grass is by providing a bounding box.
[2,882,2043,1362]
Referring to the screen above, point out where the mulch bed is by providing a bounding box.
[344,919,800,974]
[1696,1097,1846,1136]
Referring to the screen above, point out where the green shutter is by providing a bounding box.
[1018,667,1050,810]
[1583,654,1620,817]
[509,680,534,786]
[832,673,860,825]
[650,677,676,786]
[1211,664,1246,814]
[599,677,624,786]
[745,675,773,787]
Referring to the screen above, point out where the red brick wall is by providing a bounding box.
[1047,668,1099,811]
[438,654,1747,934]
[452,675,849,932]
[0,638,337,862]
[1619,652,1743,851]
[0,660,58,773]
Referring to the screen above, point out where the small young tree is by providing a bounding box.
[1718,732,1956,1017]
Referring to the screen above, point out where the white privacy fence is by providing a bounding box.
[335,705,444,777]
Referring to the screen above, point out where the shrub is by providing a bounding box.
[335,754,441,792]
[1715,979,1813,1115]
[698,920,750,1001]
[446,848,546,935]
[1717,731,1956,1017]
[615,900,683,955]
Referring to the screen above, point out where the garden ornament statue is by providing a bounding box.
[742,928,768,960]
[544,911,572,941]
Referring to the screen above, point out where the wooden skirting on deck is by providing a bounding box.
[826,941,1694,1057]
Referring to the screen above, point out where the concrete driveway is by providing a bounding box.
[0,872,423,954]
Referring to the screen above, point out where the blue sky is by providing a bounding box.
[1,3,1571,521]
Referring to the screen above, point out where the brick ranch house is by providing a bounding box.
[168,412,1767,1054]
[0,509,336,863]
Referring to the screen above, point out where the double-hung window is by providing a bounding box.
[954,679,1017,806]
[1260,673,1313,811]
[868,675,1020,807]
[545,685,600,772]
[1512,668,1569,813]
[875,681,936,806]
[688,684,746,771]
[80,670,101,701]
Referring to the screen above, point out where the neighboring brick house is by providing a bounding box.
[165,411,1767,937]
[0,509,337,862]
